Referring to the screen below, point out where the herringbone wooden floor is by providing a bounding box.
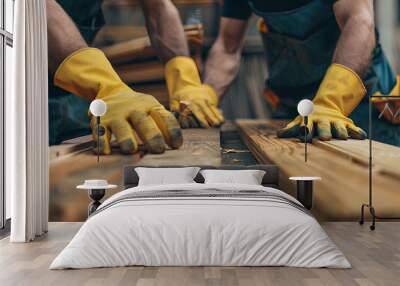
[0,222,399,286]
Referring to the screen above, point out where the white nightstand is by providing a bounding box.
[77,180,117,216]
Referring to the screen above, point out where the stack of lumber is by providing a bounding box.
[100,0,221,47]
[236,119,400,221]
[101,25,203,66]
[97,0,267,118]
[100,24,204,108]
[94,26,148,47]
[99,0,262,50]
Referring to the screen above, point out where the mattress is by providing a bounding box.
[50,183,350,269]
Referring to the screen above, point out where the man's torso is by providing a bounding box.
[222,0,317,20]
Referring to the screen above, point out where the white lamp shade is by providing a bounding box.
[297,99,314,116]
[90,99,107,117]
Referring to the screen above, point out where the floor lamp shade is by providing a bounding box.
[89,100,107,117]
[297,99,314,117]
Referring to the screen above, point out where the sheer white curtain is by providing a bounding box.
[8,0,49,242]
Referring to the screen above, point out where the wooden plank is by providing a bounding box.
[49,128,221,221]
[49,147,142,221]
[2,222,400,286]
[316,140,400,179]
[101,25,203,65]
[102,37,153,64]
[115,60,165,84]
[94,26,148,45]
[49,135,93,161]
[236,119,400,220]
[138,128,221,166]
[102,25,203,85]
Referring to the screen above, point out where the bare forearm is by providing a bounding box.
[333,0,375,77]
[333,17,375,77]
[140,0,189,63]
[47,0,87,74]
[203,17,248,97]
[203,41,242,96]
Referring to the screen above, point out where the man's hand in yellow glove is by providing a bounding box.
[165,57,224,128]
[54,48,182,154]
[277,64,367,141]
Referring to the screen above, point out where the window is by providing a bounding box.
[1,0,14,232]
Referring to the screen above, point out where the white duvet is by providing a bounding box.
[50,183,350,269]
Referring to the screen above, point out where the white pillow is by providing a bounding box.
[135,167,200,186]
[200,169,266,185]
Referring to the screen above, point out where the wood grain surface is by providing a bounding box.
[102,25,203,66]
[1,222,399,286]
[49,128,221,221]
[236,119,400,220]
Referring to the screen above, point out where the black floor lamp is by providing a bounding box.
[297,99,314,162]
[359,95,400,230]
[89,99,107,162]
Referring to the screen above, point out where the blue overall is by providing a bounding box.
[248,0,400,145]
[49,0,104,145]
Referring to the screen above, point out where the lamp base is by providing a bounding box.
[359,203,376,231]
[296,180,313,210]
[88,189,105,216]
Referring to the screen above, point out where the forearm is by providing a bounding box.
[333,0,375,78]
[203,40,242,97]
[140,0,189,63]
[47,0,87,74]
[203,17,248,97]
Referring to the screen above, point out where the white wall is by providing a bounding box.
[5,44,12,219]
[5,0,13,33]
[375,0,398,71]
[5,0,14,220]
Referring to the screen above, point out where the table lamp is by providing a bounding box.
[89,99,107,162]
[297,99,314,162]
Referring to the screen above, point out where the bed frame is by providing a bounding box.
[123,165,279,189]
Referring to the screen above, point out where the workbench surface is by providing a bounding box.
[50,120,400,221]
[236,119,400,220]
[49,127,252,221]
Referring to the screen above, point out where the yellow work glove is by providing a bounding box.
[277,64,367,141]
[372,75,400,124]
[54,47,182,154]
[165,56,224,128]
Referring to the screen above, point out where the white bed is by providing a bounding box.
[50,182,350,269]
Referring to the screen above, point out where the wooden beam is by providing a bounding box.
[49,145,142,222]
[100,25,203,91]
[49,135,92,161]
[101,24,203,66]
[315,140,400,179]
[139,128,221,166]
[114,60,165,84]
[49,128,221,221]
[236,119,400,220]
